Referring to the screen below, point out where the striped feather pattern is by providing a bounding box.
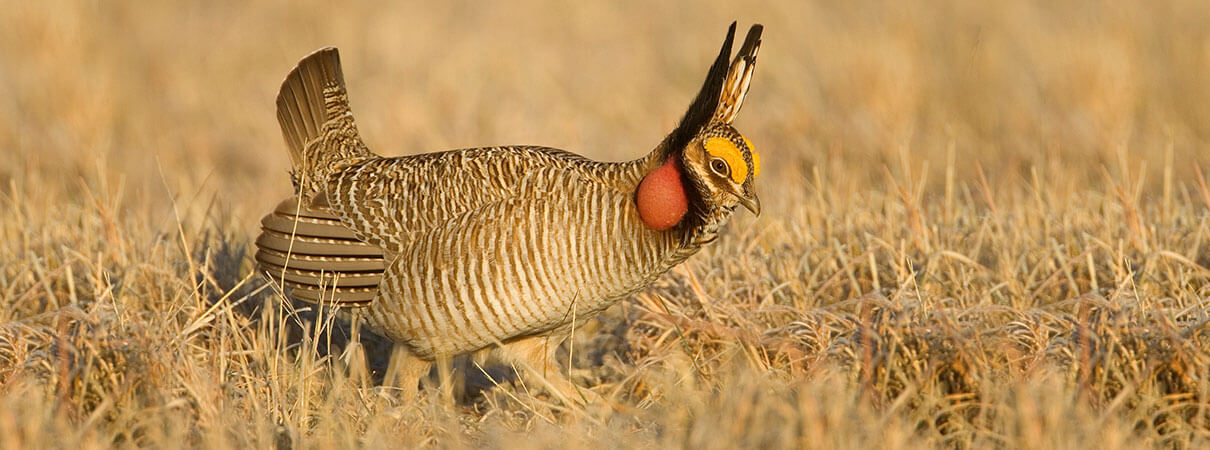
[275,47,373,201]
[716,25,763,124]
[331,157,712,358]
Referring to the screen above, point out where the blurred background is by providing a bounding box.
[3,0,1208,230]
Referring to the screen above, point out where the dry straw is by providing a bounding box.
[1,1,1209,448]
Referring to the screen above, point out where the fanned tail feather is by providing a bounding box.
[276,47,374,200]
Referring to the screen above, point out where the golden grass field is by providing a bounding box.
[3,0,1210,447]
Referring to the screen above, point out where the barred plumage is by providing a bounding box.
[255,23,764,404]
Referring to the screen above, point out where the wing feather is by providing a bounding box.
[254,197,386,306]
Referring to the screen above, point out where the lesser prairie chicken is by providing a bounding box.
[255,23,764,404]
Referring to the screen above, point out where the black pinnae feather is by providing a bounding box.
[657,22,737,161]
[737,24,762,63]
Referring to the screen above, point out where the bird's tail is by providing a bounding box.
[275,47,374,201]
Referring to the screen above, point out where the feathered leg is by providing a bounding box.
[384,345,431,401]
[493,335,602,406]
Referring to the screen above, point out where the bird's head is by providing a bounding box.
[637,23,764,230]
[680,123,761,217]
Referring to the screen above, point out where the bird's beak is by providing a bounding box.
[737,193,761,216]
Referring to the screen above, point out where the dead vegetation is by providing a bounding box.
[2,0,1210,448]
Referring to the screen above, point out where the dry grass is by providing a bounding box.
[3,0,1210,448]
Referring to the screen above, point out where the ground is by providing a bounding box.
[2,1,1210,448]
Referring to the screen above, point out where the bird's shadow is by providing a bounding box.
[201,234,519,404]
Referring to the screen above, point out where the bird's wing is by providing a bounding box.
[256,147,625,309]
[322,147,621,257]
[368,167,674,354]
[254,197,386,306]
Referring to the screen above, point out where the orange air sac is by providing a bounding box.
[636,157,688,231]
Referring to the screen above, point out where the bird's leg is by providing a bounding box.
[384,345,430,401]
[493,334,601,406]
[341,311,370,387]
[433,354,461,404]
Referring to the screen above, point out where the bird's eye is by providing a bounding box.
[710,158,729,177]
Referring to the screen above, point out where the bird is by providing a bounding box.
[254,22,763,404]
